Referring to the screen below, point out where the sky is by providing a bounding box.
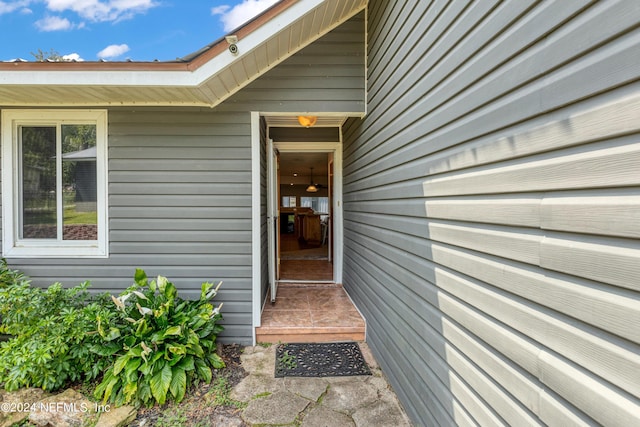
[0,0,279,62]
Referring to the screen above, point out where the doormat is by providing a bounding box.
[274,342,371,378]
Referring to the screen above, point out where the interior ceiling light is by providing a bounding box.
[306,167,318,193]
[298,116,318,128]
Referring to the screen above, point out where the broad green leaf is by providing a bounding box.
[113,354,131,375]
[104,327,121,341]
[90,342,120,356]
[94,368,114,400]
[134,269,148,287]
[176,355,195,371]
[200,282,213,299]
[123,335,136,348]
[168,345,186,356]
[139,362,152,376]
[186,330,200,347]
[103,376,120,403]
[124,358,142,382]
[163,326,182,337]
[138,381,152,404]
[157,276,168,293]
[123,382,138,404]
[165,282,177,300]
[169,367,187,402]
[127,346,143,357]
[207,353,225,369]
[150,363,172,405]
[195,359,212,383]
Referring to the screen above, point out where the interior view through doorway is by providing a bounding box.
[256,115,365,343]
[277,151,333,282]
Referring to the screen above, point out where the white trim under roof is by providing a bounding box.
[0,0,368,108]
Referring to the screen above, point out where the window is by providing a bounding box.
[300,197,329,214]
[1,110,108,257]
[281,196,296,207]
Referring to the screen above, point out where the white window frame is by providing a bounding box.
[1,109,109,258]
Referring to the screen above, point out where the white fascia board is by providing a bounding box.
[191,0,325,84]
[0,0,326,89]
[0,69,197,87]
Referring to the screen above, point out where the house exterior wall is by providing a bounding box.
[0,13,366,344]
[342,1,640,426]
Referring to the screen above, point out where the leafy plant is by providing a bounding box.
[208,375,246,409]
[94,269,225,406]
[278,350,297,370]
[0,273,115,391]
[0,259,21,287]
[155,407,188,427]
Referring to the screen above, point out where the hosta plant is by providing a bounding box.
[94,269,225,406]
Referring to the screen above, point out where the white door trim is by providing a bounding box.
[250,112,262,344]
[273,141,343,284]
[251,114,345,345]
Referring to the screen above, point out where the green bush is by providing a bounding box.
[0,274,115,391]
[93,269,225,406]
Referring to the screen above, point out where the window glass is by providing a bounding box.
[2,109,108,257]
[300,197,329,214]
[20,126,57,239]
[282,196,296,207]
[62,125,97,241]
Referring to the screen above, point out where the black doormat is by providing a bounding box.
[274,342,371,378]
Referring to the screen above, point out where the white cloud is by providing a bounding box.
[35,15,73,31]
[212,0,278,32]
[62,52,84,61]
[210,5,229,15]
[44,0,158,22]
[97,43,129,59]
[0,0,31,15]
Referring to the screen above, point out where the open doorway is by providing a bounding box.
[278,151,333,282]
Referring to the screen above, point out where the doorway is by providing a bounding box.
[278,151,333,282]
[266,139,344,303]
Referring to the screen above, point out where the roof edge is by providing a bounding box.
[0,0,297,73]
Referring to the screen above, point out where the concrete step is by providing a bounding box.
[256,283,366,344]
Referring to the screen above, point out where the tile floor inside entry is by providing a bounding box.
[256,283,366,343]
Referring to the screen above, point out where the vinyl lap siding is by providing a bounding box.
[224,12,366,114]
[8,109,255,344]
[343,1,640,426]
[0,13,366,344]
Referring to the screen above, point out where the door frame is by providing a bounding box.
[272,141,343,285]
[250,112,344,338]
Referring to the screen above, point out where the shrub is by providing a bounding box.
[93,269,225,406]
[0,273,115,391]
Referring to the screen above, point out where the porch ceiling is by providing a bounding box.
[0,0,367,107]
[265,115,348,128]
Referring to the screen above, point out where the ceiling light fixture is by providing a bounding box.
[298,116,317,128]
[306,167,318,193]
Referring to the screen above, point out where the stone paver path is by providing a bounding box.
[233,343,413,426]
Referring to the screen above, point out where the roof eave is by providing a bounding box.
[0,0,368,107]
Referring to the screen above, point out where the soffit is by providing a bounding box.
[0,0,367,107]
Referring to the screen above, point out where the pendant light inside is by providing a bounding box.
[306,167,318,193]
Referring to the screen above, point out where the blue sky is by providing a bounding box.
[0,0,279,62]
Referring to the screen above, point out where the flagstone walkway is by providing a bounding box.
[232,343,413,426]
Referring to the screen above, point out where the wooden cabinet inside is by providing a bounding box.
[292,208,321,245]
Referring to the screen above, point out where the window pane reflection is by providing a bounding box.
[21,126,57,239]
[62,125,97,240]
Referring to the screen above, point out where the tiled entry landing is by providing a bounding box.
[255,283,366,343]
